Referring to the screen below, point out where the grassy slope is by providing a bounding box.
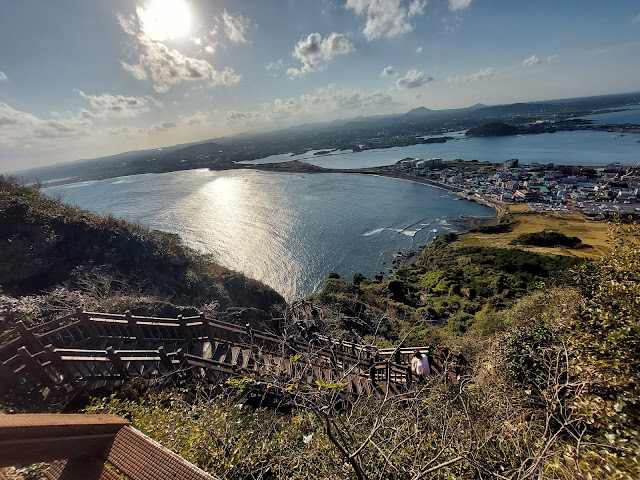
[460,207,611,258]
[0,176,284,312]
[89,224,640,480]
[310,230,583,348]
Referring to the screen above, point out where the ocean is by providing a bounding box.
[45,169,494,301]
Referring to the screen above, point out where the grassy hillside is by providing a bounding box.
[460,208,611,258]
[0,176,284,326]
[88,222,640,479]
[310,232,582,347]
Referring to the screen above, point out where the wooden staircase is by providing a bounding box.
[1,309,420,402]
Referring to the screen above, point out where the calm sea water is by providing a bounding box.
[244,108,640,168]
[245,130,640,169]
[45,169,493,301]
[577,104,640,125]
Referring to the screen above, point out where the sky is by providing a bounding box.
[1,0,639,172]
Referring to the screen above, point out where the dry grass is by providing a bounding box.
[458,210,611,259]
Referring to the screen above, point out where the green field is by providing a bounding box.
[458,207,611,258]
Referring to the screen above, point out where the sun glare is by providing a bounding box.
[139,0,192,41]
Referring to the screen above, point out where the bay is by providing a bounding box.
[244,129,640,169]
[45,169,494,301]
[576,104,640,125]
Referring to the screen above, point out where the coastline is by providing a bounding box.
[251,162,505,220]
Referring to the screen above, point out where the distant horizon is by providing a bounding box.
[5,89,640,175]
[2,0,640,171]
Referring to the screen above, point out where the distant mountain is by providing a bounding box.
[405,106,433,116]
[474,102,553,116]
[168,142,224,159]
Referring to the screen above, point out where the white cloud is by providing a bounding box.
[151,121,178,132]
[408,0,427,17]
[396,69,432,89]
[521,55,541,67]
[227,110,254,122]
[380,65,396,77]
[116,12,137,36]
[287,32,353,77]
[227,85,395,125]
[121,61,148,80]
[0,71,7,81]
[134,37,216,92]
[179,111,208,126]
[416,46,423,54]
[0,102,87,148]
[449,0,472,11]
[76,91,158,118]
[211,67,242,86]
[346,0,426,40]
[447,66,497,83]
[117,10,241,92]
[193,37,202,46]
[266,59,284,74]
[222,10,251,43]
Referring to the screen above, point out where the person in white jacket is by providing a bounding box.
[411,349,431,379]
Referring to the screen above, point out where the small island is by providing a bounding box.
[465,122,520,137]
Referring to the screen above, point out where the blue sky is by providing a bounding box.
[1,0,639,171]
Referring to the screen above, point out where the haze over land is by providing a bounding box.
[1,0,640,172]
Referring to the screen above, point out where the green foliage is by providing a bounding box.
[77,224,639,479]
[312,232,582,346]
[86,391,348,479]
[511,230,582,247]
[465,122,519,137]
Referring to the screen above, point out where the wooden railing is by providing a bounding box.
[1,309,424,401]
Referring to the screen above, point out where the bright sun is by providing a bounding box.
[138,0,192,41]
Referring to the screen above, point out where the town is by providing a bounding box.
[376,157,640,220]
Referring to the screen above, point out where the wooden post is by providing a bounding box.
[17,346,56,390]
[106,347,128,377]
[157,346,173,370]
[394,349,401,364]
[16,321,43,354]
[178,315,193,346]
[76,307,99,341]
[406,364,413,388]
[369,364,377,384]
[126,311,144,343]
[175,349,188,373]
[44,345,72,385]
[201,314,217,348]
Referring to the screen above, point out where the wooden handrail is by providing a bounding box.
[0,414,217,479]
[0,414,127,468]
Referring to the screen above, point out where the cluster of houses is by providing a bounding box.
[384,158,640,220]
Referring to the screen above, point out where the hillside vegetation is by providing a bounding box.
[89,222,640,479]
[310,232,581,346]
[0,176,284,330]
